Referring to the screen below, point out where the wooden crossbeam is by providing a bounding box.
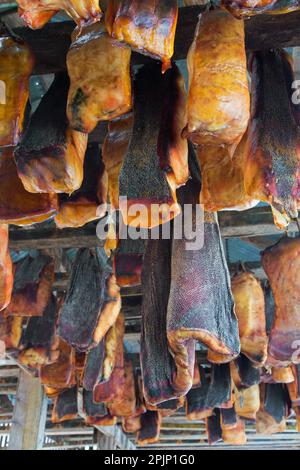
[3,7,300,74]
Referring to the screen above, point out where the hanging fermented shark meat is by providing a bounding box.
[0,148,58,226]
[287,365,300,405]
[17,1,102,29]
[122,415,141,434]
[222,0,277,18]
[222,419,247,446]
[115,237,146,287]
[119,64,186,229]
[0,25,33,147]
[0,316,25,350]
[103,112,133,212]
[234,384,260,420]
[52,385,78,423]
[206,410,222,445]
[256,383,288,434]
[230,354,260,390]
[231,272,268,367]
[0,225,13,312]
[82,338,106,391]
[186,366,212,420]
[205,364,233,410]
[220,407,238,429]
[67,22,131,135]
[40,338,76,390]
[183,10,250,152]
[207,349,237,365]
[167,210,240,362]
[18,295,58,368]
[147,397,185,418]
[55,143,107,229]
[108,360,136,418]
[256,410,286,435]
[93,313,125,403]
[261,237,300,366]
[137,410,161,447]
[106,0,178,73]
[264,281,275,337]
[196,133,258,212]
[5,254,54,317]
[272,366,294,384]
[82,389,109,426]
[14,73,88,194]
[57,249,121,351]
[245,51,300,227]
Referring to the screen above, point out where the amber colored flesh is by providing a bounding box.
[0,225,13,312]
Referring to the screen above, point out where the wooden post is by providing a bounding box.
[8,370,48,450]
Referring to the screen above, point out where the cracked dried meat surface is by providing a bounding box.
[244,50,300,227]
[67,21,131,134]
[14,73,88,194]
[183,10,250,150]
[261,237,300,366]
[231,271,268,366]
[105,0,178,72]
[17,0,102,28]
[0,29,33,146]
[4,254,54,317]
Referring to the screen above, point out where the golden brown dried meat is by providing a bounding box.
[287,365,300,405]
[0,26,34,147]
[222,0,277,18]
[40,337,76,389]
[54,143,107,228]
[108,360,136,418]
[272,366,294,384]
[230,354,261,390]
[244,50,300,227]
[106,0,178,73]
[57,249,121,351]
[67,22,131,134]
[222,419,247,446]
[0,225,13,312]
[137,410,161,447]
[4,254,54,317]
[234,384,260,420]
[0,148,58,226]
[261,237,300,366]
[17,1,102,29]
[14,73,88,194]
[0,316,24,350]
[183,10,250,151]
[231,271,268,367]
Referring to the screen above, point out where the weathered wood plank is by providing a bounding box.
[3,7,300,74]
[8,370,48,450]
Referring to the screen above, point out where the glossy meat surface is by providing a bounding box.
[40,338,76,389]
[67,22,131,134]
[0,225,13,312]
[106,0,178,72]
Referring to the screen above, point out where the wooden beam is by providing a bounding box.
[3,8,300,75]
[8,370,47,450]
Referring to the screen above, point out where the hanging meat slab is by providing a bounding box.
[108,360,136,418]
[17,1,102,29]
[0,225,13,312]
[261,237,300,366]
[220,407,238,429]
[222,419,247,446]
[256,410,286,435]
[67,21,131,134]
[122,415,141,434]
[244,50,300,227]
[186,366,212,420]
[105,0,178,73]
[234,384,260,420]
[14,73,88,194]
[272,366,294,384]
[205,364,233,410]
[231,271,268,367]
[57,249,121,351]
[4,254,54,317]
[230,354,261,390]
[18,295,58,368]
[287,365,300,405]
[93,313,125,403]
[52,385,78,423]
[263,383,289,424]
[82,338,106,391]
[119,64,187,229]
[137,410,161,447]
[0,26,34,147]
[264,281,275,337]
[0,148,58,225]
[40,337,76,390]
[183,10,250,151]
[167,210,240,361]
[196,132,258,212]
[0,316,25,350]
[103,111,133,212]
[206,409,222,445]
[115,253,143,288]
[222,0,277,18]
[55,143,107,228]
[147,397,185,417]
[82,388,110,426]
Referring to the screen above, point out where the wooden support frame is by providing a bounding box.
[8,370,48,450]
